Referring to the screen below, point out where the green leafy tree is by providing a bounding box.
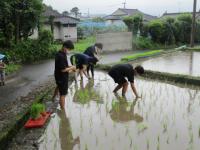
[70,7,79,18]
[161,17,176,44]
[48,15,55,37]
[62,11,69,16]
[148,20,164,43]
[123,14,143,35]
[0,0,43,45]
[174,14,192,43]
[123,16,134,32]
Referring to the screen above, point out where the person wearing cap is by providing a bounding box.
[84,43,103,78]
[108,64,144,98]
[70,53,98,79]
[53,40,76,110]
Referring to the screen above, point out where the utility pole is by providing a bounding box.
[190,0,197,47]
[122,0,126,8]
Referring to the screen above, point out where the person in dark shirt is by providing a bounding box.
[70,53,98,79]
[84,43,103,78]
[53,40,76,110]
[108,64,144,98]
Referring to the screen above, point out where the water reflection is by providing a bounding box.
[39,72,200,150]
[73,79,102,104]
[58,110,80,150]
[140,52,200,76]
[110,94,143,123]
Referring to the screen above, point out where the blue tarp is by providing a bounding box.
[0,54,5,60]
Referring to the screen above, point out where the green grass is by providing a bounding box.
[74,36,96,52]
[121,50,163,61]
[51,36,96,53]
[5,64,21,75]
[188,46,200,51]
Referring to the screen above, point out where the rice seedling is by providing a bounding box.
[125,125,129,136]
[133,144,138,150]
[166,136,169,144]
[128,134,133,148]
[95,135,98,146]
[189,132,193,144]
[162,122,168,133]
[30,103,45,119]
[104,128,107,136]
[198,126,200,138]
[157,135,160,143]
[137,123,148,133]
[85,144,88,150]
[175,132,178,140]
[157,141,160,150]
[146,138,150,150]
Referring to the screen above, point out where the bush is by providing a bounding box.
[5,29,56,63]
[5,64,21,75]
[134,37,154,49]
[148,20,164,43]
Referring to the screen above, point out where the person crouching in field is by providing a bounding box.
[0,60,6,86]
[108,64,144,98]
[53,40,76,110]
[70,53,98,80]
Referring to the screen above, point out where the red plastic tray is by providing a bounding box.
[24,112,51,128]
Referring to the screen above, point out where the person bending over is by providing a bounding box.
[70,53,97,79]
[108,64,144,98]
[84,43,103,78]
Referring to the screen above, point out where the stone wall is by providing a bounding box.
[96,32,133,53]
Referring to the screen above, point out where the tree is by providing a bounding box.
[148,20,164,43]
[123,14,143,35]
[161,17,176,44]
[174,14,192,43]
[70,7,79,18]
[62,11,69,16]
[0,0,43,45]
[13,0,43,41]
[48,15,55,36]
[123,16,134,32]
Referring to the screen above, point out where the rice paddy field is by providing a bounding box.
[39,71,200,150]
[141,51,200,77]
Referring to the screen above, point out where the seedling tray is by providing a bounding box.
[24,112,51,128]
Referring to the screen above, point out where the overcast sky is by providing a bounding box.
[43,0,200,16]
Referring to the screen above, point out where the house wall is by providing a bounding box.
[29,24,77,42]
[60,26,77,42]
[96,32,133,52]
[53,25,61,40]
[29,28,38,39]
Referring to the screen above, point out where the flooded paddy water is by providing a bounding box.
[141,51,200,77]
[39,71,200,150]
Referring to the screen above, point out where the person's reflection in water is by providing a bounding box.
[73,79,102,104]
[57,110,80,150]
[109,93,143,123]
